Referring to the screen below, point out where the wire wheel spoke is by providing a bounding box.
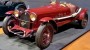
[42,27,51,45]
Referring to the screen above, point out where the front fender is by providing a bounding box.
[40,17,57,32]
[5,11,14,15]
[78,9,87,20]
[40,17,53,22]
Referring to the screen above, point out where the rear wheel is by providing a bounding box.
[3,16,16,37]
[78,13,88,28]
[35,23,54,49]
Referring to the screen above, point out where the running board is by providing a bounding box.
[54,8,82,20]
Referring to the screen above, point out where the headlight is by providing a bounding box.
[14,10,19,17]
[30,12,37,21]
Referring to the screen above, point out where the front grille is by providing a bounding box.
[19,12,30,29]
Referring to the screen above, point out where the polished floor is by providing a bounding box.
[63,31,90,50]
[0,29,90,50]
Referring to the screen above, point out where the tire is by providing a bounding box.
[2,16,15,37]
[35,23,54,49]
[78,13,88,29]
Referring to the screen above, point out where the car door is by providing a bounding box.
[54,4,72,27]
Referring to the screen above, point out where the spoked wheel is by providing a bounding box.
[78,13,88,28]
[3,16,16,37]
[36,23,54,49]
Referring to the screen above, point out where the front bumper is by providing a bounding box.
[10,25,36,37]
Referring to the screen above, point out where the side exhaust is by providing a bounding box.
[54,8,82,20]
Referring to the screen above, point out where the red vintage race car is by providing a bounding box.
[2,0,88,49]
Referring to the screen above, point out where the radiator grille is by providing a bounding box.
[19,12,30,29]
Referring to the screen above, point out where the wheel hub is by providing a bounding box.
[42,28,51,45]
[82,17,88,27]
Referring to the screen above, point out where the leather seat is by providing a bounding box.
[66,3,76,13]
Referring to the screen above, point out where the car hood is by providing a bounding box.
[29,4,59,16]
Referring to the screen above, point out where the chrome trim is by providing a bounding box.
[54,8,82,20]
[72,8,82,17]
[31,12,37,17]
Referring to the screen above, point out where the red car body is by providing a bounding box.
[3,1,88,49]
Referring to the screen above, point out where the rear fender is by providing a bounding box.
[78,9,87,20]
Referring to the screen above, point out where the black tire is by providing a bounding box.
[78,13,88,29]
[35,23,54,49]
[2,16,15,37]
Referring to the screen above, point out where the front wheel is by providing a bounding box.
[35,23,54,49]
[2,16,16,37]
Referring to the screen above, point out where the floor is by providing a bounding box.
[63,31,90,50]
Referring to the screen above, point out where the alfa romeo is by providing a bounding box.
[2,0,88,49]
